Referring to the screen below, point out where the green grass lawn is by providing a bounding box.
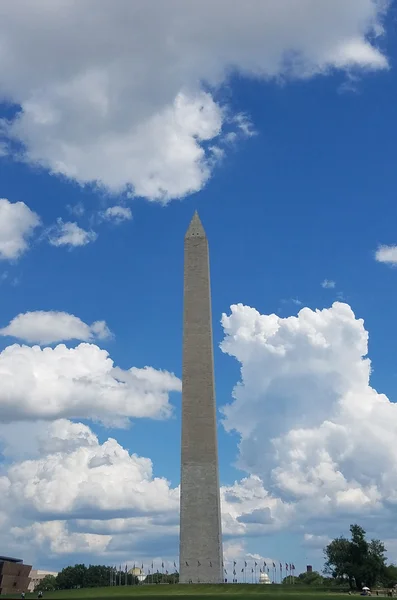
[2,585,347,600]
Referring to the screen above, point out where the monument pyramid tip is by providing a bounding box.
[185,210,206,238]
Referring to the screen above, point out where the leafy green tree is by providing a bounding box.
[56,564,87,589]
[298,571,324,585]
[382,565,397,588]
[324,535,354,586]
[84,565,113,587]
[281,575,298,584]
[145,571,179,584]
[34,575,57,592]
[324,524,387,589]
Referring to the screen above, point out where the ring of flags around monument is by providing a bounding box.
[109,560,297,585]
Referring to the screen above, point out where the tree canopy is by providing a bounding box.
[34,575,57,592]
[55,564,134,589]
[324,524,388,589]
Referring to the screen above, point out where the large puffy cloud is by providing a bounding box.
[0,419,282,565]
[0,1,389,201]
[0,420,179,561]
[0,198,40,259]
[221,476,293,537]
[0,310,112,344]
[220,302,397,526]
[0,342,181,423]
[2,420,179,520]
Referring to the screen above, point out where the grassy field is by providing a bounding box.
[2,585,347,600]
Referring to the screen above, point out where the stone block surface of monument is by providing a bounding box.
[179,212,223,584]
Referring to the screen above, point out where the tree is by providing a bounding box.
[281,572,323,585]
[324,524,387,589]
[34,575,57,592]
[382,565,397,588]
[56,564,117,589]
[298,571,324,585]
[56,564,88,589]
[85,565,112,587]
[145,572,179,584]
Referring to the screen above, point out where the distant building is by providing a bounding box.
[28,569,58,592]
[0,556,32,596]
[259,572,271,584]
[307,565,313,573]
[128,567,145,582]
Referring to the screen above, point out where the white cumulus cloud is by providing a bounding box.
[0,198,40,259]
[375,244,397,265]
[102,206,132,223]
[0,418,283,564]
[0,0,389,201]
[0,343,181,423]
[0,310,112,345]
[220,301,397,527]
[48,219,97,247]
[2,420,179,520]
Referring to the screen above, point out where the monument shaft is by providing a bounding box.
[179,212,223,584]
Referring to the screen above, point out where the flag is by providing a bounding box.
[260,568,262,573]
[286,564,289,570]
[272,562,275,568]
[280,563,283,570]
[162,562,164,569]
[224,569,227,574]
[233,570,236,576]
[292,564,295,570]
[255,562,258,567]
[267,567,270,574]
[166,570,169,575]
[151,562,154,569]
[233,561,236,566]
[241,568,244,573]
[251,568,254,573]
[125,564,128,573]
[141,563,144,570]
[244,561,247,567]
[174,562,177,569]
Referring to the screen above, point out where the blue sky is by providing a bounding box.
[0,0,397,579]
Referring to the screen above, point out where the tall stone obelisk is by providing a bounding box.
[179,211,223,584]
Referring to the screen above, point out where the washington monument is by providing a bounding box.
[179,212,223,584]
